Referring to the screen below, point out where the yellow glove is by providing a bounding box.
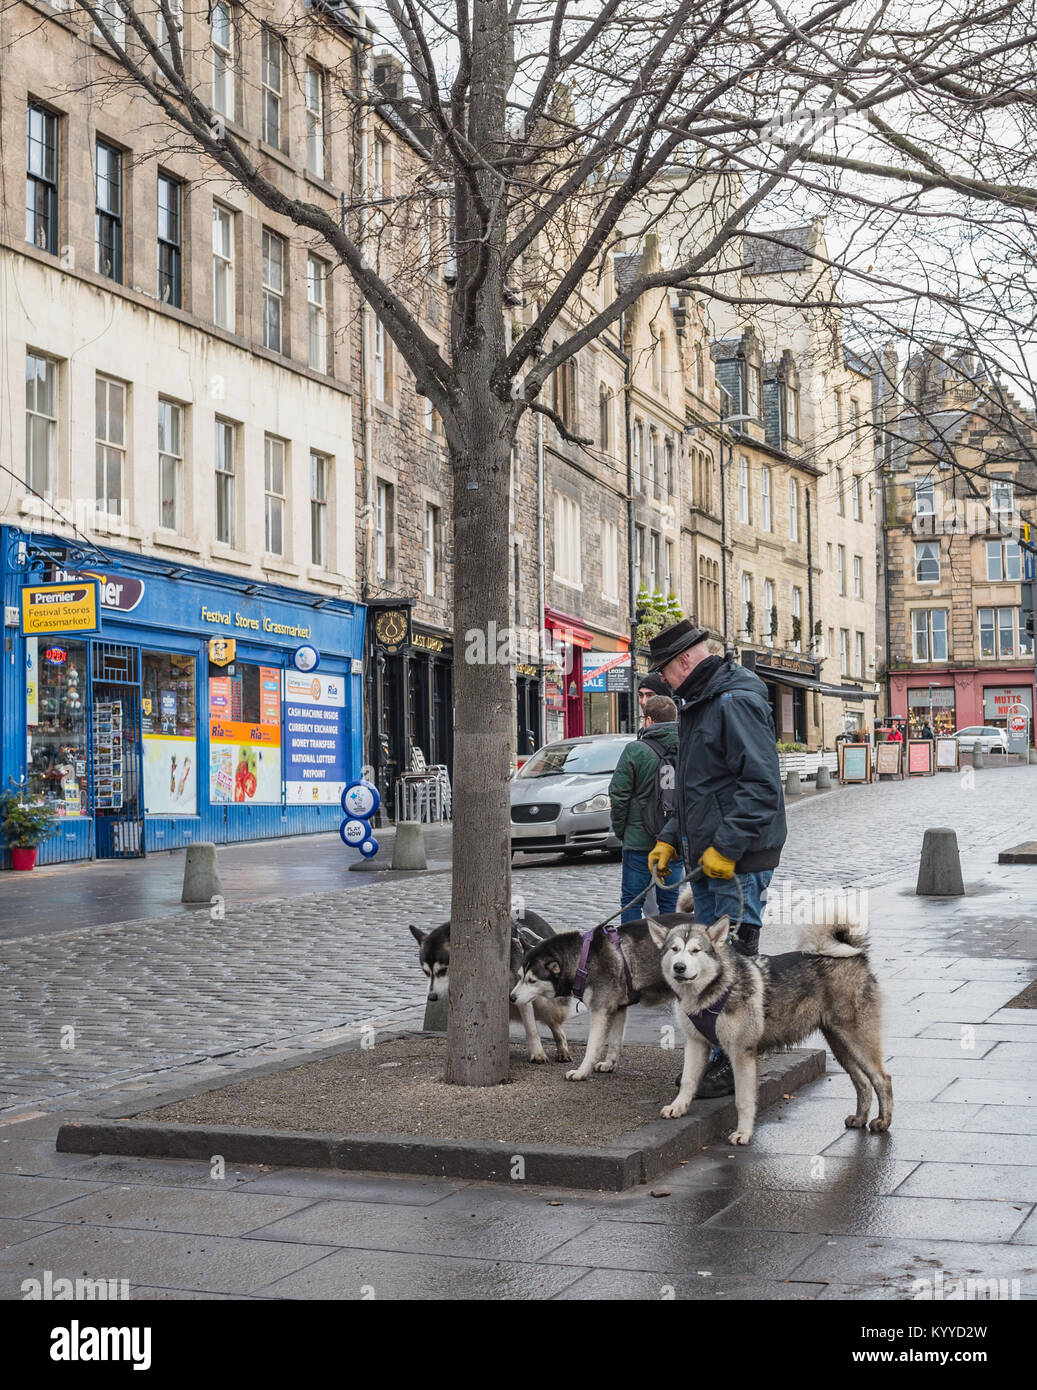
[699,846,736,879]
[647,841,678,881]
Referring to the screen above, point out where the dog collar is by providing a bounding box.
[686,984,732,1045]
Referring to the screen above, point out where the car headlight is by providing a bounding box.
[571,794,611,814]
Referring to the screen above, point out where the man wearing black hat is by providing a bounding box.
[646,618,786,1095]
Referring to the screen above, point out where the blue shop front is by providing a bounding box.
[2,528,367,867]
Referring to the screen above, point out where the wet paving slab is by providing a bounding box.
[1,771,1035,1299]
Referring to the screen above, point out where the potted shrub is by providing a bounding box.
[1,791,59,871]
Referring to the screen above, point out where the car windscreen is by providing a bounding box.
[518,741,628,778]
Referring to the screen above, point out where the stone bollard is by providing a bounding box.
[815,764,832,790]
[784,769,802,796]
[916,827,965,897]
[1029,748,1037,765]
[392,821,427,871]
[181,841,223,906]
[971,745,985,770]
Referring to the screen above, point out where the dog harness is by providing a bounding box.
[572,925,640,1007]
[686,985,732,1045]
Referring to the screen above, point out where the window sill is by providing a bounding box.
[211,544,254,568]
[304,171,338,198]
[257,140,294,173]
[261,555,300,578]
[306,564,347,586]
[152,530,202,555]
[552,576,584,592]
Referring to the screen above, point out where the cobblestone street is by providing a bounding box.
[0,768,1034,1112]
[0,764,1035,1300]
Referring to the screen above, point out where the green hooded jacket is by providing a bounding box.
[608,721,680,852]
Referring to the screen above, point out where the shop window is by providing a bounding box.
[26,639,89,817]
[142,651,197,814]
[908,690,955,737]
[208,660,282,804]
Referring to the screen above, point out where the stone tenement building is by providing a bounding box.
[882,347,1037,738]
[1,0,369,865]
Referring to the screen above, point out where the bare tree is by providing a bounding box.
[42,0,1037,1083]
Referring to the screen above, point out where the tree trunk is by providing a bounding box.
[444,390,516,1086]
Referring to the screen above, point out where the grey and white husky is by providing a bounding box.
[410,908,572,1063]
[511,914,692,1081]
[649,888,893,1145]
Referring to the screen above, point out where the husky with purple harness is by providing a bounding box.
[650,885,893,1145]
[511,911,693,1081]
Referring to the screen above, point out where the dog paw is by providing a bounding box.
[661,1099,690,1119]
[529,1050,548,1064]
[868,1116,891,1133]
[593,1059,615,1073]
[727,1129,751,1145]
[844,1114,868,1129]
[565,1069,589,1082]
[555,1049,572,1063]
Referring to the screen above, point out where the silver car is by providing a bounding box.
[952,725,1009,755]
[510,733,635,858]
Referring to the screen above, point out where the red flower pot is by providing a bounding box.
[10,847,38,871]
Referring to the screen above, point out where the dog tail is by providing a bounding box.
[799,900,869,958]
[677,884,695,915]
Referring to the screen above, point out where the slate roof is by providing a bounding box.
[741,225,814,274]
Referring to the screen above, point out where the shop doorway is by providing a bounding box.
[91,642,145,858]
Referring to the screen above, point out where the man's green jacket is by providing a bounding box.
[608,721,679,852]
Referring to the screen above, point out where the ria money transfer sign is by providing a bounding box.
[283,669,347,804]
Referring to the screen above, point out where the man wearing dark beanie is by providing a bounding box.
[645,619,786,1096]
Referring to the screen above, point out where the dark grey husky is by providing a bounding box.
[650,887,893,1145]
[409,908,572,1063]
[511,914,693,1080]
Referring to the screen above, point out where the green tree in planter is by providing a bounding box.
[1,791,59,850]
[636,591,683,648]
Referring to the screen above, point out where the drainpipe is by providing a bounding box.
[806,485,815,651]
[720,437,730,648]
[536,401,546,743]
[621,315,636,727]
[881,470,893,719]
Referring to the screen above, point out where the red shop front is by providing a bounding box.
[543,607,593,739]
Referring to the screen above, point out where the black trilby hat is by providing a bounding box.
[648,619,709,672]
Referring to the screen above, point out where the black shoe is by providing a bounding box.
[732,928,759,958]
[696,1052,735,1098]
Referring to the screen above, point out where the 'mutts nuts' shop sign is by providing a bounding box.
[200,606,312,639]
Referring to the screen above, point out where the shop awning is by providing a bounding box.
[754,664,879,702]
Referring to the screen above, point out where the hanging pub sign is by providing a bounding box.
[373,607,410,655]
[208,637,237,667]
[20,580,101,637]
